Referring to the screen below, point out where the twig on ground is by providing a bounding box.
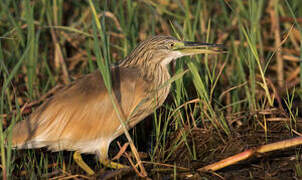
[198,136,302,172]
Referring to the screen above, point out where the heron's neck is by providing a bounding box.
[139,63,171,107]
[119,51,173,96]
[145,63,171,89]
[118,58,171,112]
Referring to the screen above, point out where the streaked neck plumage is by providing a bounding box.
[118,52,172,92]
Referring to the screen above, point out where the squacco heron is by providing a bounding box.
[11,35,222,175]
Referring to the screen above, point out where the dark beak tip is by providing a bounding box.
[184,41,225,49]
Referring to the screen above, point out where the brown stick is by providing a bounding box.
[112,142,129,161]
[198,136,302,172]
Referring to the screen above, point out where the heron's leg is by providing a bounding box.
[98,143,129,169]
[73,151,95,175]
[100,158,129,169]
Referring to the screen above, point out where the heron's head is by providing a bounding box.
[122,35,224,67]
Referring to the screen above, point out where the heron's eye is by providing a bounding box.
[169,43,175,48]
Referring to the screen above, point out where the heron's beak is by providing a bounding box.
[175,41,225,56]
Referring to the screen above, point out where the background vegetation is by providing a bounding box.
[1,0,302,179]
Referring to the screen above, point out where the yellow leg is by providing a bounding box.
[97,143,129,169]
[100,158,129,169]
[73,151,95,175]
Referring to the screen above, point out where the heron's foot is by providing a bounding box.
[101,158,129,169]
[73,151,95,175]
